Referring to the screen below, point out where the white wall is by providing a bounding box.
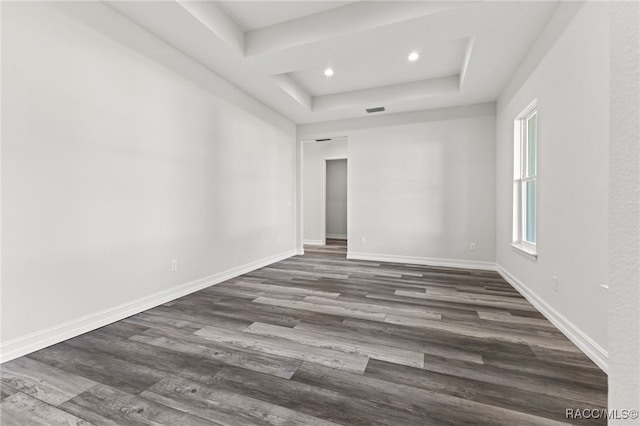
[495,2,609,370]
[299,103,496,269]
[1,2,296,360]
[302,139,347,244]
[608,1,640,416]
[326,159,348,238]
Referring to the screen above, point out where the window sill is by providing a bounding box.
[510,243,537,261]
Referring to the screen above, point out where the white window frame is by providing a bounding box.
[512,100,538,259]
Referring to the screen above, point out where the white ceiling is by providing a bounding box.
[216,1,354,31]
[105,1,559,124]
[288,37,468,97]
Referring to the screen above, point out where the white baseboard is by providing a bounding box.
[296,248,305,255]
[496,264,608,373]
[326,234,347,240]
[347,251,496,271]
[0,249,297,364]
[303,239,325,245]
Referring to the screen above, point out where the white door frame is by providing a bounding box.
[323,157,348,245]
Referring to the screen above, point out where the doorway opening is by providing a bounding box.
[300,136,347,255]
[325,158,348,251]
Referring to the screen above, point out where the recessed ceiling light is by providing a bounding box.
[408,52,419,62]
[324,68,334,77]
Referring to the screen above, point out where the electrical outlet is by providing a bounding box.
[360,237,366,245]
[552,276,559,292]
[171,259,178,272]
[469,242,477,251]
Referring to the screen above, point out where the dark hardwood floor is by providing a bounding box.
[1,240,607,425]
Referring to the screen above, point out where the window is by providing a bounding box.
[513,100,537,257]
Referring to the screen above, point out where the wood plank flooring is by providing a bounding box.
[1,239,607,425]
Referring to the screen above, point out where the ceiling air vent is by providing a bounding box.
[366,106,385,113]
[315,138,332,142]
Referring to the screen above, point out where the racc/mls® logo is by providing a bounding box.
[565,409,639,421]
